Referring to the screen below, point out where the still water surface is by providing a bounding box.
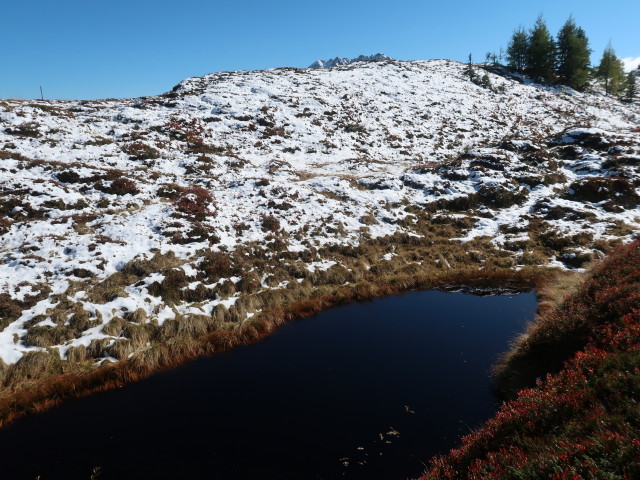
[0,289,536,480]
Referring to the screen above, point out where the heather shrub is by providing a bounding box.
[56,170,83,184]
[147,268,189,304]
[200,251,234,281]
[421,240,640,480]
[476,185,529,208]
[170,223,219,245]
[4,122,41,138]
[436,194,479,211]
[0,217,12,236]
[105,177,139,195]
[173,186,216,220]
[122,141,160,160]
[157,183,183,200]
[566,176,639,208]
[261,215,280,232]
[95,176,139,196]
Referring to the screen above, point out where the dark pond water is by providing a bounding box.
[0,289,536,480]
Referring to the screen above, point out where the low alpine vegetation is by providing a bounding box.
[420,240,640,479]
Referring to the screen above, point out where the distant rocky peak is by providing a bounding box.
[308,53,392,69]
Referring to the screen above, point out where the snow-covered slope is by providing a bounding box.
[0,59,639,370]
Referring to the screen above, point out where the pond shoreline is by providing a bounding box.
[0,284,539,480]
[0,267,549,429]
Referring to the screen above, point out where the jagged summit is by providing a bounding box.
[308,53,392,69]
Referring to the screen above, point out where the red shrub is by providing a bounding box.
[173,186,216,220]
[418,240,640,480]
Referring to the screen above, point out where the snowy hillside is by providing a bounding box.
[0,59,639,382]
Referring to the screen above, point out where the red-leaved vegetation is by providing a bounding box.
[173,186,216,220]
[418,240,640,479]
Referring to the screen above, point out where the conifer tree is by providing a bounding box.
[597,42,626,95]
[555,17,591,90]
[624,70,637,103]
[527,16,556,82]
[464,53,476,81]
[506,27,528,72]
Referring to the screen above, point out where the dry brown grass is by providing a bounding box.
[0,262,544,429]
[0,210,573,428]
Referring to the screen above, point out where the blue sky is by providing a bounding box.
[3,0,639,100]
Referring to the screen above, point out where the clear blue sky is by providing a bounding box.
[2,0,638,100]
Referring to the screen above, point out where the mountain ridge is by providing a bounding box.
[308,53,392,69]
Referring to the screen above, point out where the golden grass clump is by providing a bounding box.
[228,304,247,323]
[123,308,147,324]
[86,338,113,359]
[2,351,58,387]
[236,271,262,293]
[23,326,74,348]
[235,294,262,313]
[160,314,212,340]
[122,322,154,346]
[66,345,88,363]
[121,251,181,277]
[102,316,126,336]
[108,339,137,360]
[217,279,236,298]
[211,304,230,324]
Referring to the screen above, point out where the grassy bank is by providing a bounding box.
[0,257,540,428]
[418,240,640,479]
[0,198,563,429]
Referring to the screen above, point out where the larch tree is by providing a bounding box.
[555,17,591,90]
[506,27,528,72]
[597,42,626,95]
[526,16,556,82]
